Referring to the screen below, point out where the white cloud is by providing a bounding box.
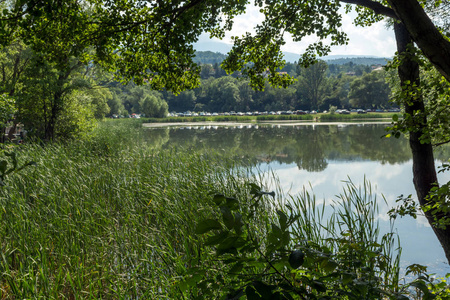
[330,11,396,57]
[200,4,397,57]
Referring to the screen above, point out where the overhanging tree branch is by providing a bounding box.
[434,139,450,147]
[387,0,450,83]
[339,0,398,19]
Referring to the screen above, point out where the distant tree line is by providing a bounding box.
[100,54,394,116]
[0,42,392,141]
[162,58,392,113]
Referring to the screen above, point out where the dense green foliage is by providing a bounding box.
[0,36,391,141]
[193,51,228,64]
[185,182,404,299]
[166,62,393,113]
[0,120,253,298]
[0,0,449,297]
[349,71,391,109]
[0,41,111,140]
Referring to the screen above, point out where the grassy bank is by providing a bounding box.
[142,112,394,123]
[320,112,396,121]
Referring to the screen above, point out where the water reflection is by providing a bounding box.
[143,123,450,275]
[144,124,420,169]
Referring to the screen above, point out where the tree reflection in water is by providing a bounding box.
[144,123,450,276]
[144,123,422,171]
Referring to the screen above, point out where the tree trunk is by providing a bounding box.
[394,23,450,264]
[388,0,450,83]
[44,90,63,141]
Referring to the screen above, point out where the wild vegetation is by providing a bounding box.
[0,0,450,298]
[0,120,448,299]
[0,37,393,141]
[0,121,249,298]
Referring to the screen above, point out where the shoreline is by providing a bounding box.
[142,120,393,128]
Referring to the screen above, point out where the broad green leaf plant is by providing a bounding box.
[182,181,410,299]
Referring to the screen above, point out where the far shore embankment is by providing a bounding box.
[142,120,393,128]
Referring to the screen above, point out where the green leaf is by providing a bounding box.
[341,272,354,284]
[233,212,244,234]
[179,274,203,291]
[409,280,431,296]
[228,262,244,274]
[213,194,226,206]
[392,114,399,122]
[288,250,305,269]
[205,231,228,246]
[217,236,239,250]
[225,289,244,300]
[271,224,282,237]
[311,280,327,293]
[195,219,222,234]
[226,197,239,210]
[249,183,261,194]
[277,210,287,230]
[0,160,7,174]
[253,281,273,300]
[221,206,235,230]
[245,286,260,300]
[321,259,338,272]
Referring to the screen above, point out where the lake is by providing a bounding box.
[143,122,450,276]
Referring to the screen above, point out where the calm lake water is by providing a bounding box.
[143,122,450,276]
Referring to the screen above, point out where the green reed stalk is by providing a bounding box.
[0,121,259,298]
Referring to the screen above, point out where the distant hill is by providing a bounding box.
[194,51,391,67]
[193,39,391,66]
[193,51,227,65]
[324,56,391,66]
[193,39,232,54]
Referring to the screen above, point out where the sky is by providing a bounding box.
[197,4,397,58]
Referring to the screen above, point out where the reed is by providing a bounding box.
[0,121,259,298]
[182,174,405,299]
[320,112,395,121]
[1,120,436,299]
[256,114,314,121]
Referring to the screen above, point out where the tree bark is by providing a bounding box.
[394,23,450,264]
[388,0,450,83]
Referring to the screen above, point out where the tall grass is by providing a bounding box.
[183,173,404,298]
[0,120,409,298]
[287,179,401,293]
[0,121,260,298]
[320,112,395,121]
[256,114,314,121]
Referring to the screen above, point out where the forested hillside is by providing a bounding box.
[105,59,392,115]
[0,41,395,142]
[325,57,391,66]
[193,51,391,67]
[147,54,393,114]
[193,51,228,64]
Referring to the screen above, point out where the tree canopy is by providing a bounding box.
[1,0,450,263]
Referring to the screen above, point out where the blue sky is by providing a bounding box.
[197,5,397,58]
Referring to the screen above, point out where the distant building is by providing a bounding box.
[371,64,384,71]
[372,66,384,72]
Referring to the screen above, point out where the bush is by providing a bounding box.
[182,180,405,299]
